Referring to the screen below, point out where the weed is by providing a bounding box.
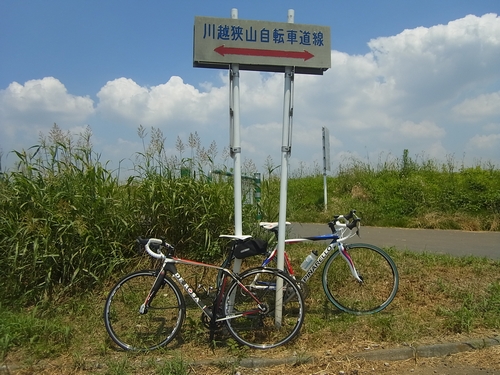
[72,352,87,371]
[1,130,499,372]
[182,316,207,345]
[155,356,189,375]
[213,358,239,374]
[105,357,132,375]
[225,338,248,359]
[0,304,72,360]
[0,125,237,306]
[0,333,14,361]
[1,249,499,373]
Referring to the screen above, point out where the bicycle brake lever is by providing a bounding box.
[346,219,361,237]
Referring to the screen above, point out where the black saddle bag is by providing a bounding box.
[233,238,268,259]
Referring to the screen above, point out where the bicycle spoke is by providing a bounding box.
[223,268,304,349]
[104,271,185,350]
[322,244,399,314]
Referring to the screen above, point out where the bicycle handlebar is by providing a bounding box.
[333,209,357,222]
[259,209,360,242]
[137,237,174,260]
[328,209,361,238]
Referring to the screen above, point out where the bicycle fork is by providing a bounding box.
[338,243,364,283]
[139,269,166,314]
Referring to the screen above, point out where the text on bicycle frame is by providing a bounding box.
[172,272,207,310]
[301,243,336,283]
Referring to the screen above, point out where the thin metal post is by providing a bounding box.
[231,64,242,238]
[323,173,328,211]
[230,8,243,274]
[275,9,295,327]
[254,172,261,220]
[322,126,330,211]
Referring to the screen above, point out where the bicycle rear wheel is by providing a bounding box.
[322,243,399,315]
[103,270,185,350]
[223,267,304,349]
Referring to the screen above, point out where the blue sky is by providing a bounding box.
[1,0,500,174]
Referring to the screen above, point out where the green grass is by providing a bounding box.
[1,127,498,306]
[1,245,499,374]
[0,304,72,360]
[0,125,236,306]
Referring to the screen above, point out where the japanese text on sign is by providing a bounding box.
[202,22,325,47]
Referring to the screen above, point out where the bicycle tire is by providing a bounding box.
[322,243,399,315]
[103,270,185,351]
[223,267,305,349]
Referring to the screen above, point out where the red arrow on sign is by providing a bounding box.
[214,45,315,61]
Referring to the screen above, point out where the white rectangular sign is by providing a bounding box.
[194,16,331,74]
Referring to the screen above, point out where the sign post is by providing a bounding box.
[322,126,331,211]
[193,9,330,321]
[275,10,296,325]
[228,9,243,274]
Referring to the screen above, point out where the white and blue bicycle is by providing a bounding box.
[255,210,399,315]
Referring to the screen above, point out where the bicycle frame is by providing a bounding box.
[260,226,363,284]
[143,246,263,324]
[260,210,363,283]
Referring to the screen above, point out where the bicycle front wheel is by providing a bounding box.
[322,243,399,315]
[223,267,305,349]
[103,270,185,351]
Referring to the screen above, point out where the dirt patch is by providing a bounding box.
[3,334,500,374]
[196,344,500,375]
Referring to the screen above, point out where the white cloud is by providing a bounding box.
[0,77,94,122]
[367,13,500,111]
[285,13,500,169]
[96,76,227,128]
[422,141,449,161]
[397,120,446,139]
[92,13,500,170]
[452,91,500,120]
[467,133,500,150]
[0,77,95,153]
[465,133,500,165]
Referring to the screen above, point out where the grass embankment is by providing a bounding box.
[282,150,500,230]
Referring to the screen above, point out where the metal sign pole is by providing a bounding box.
[275,9,296,327]
[193,7,330,322]
[322,126,330,211]
[230,8,243,274]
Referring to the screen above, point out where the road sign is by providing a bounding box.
[193,16,331,74]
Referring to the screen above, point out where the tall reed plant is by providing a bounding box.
[0,125,239,306]
[0,126,137,304]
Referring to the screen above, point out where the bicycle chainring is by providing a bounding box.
[297,280,309,299]
[201,309,224,330]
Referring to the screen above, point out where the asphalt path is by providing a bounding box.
[289,223,500,260]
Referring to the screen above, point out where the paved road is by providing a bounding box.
[289,223,500,259]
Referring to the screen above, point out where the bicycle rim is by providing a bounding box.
[103,270,185,350]
[223,267,304,349]
[322,243,399,315]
